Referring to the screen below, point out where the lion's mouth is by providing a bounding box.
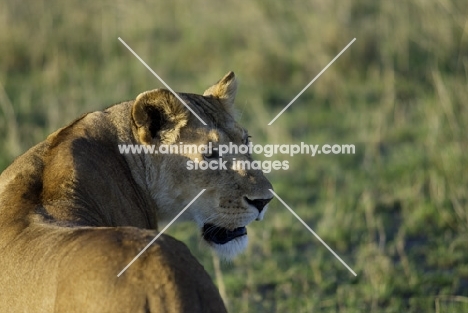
[202,224,247,245]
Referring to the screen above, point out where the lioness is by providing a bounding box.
[0,72,273,312]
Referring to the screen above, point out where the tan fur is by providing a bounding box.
[0,72,272,312]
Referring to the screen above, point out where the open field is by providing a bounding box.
[1,0,467,311]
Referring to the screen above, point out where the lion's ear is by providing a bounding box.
[132,89,189,145]
[203,71,237,112]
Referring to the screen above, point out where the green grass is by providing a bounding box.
[1,0,467,311]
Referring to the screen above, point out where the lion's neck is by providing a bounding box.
[39,110,159,229]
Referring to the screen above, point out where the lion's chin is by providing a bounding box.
[201,223,248,259]
[207,235,248,260]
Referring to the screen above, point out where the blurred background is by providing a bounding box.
[1,0,467,312]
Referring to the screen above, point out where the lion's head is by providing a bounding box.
[126,72,273,258]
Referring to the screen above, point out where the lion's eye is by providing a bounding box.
[203,149,219,160]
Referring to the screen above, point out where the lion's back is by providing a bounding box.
[0,224,226,313]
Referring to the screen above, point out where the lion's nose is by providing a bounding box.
[245,197,272,213]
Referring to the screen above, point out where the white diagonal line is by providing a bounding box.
[117,189,206,277]
[268,38,356,125]
[269,189,357,276]
[118,37,207,126]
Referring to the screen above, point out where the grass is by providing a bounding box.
[1,0,467,311]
